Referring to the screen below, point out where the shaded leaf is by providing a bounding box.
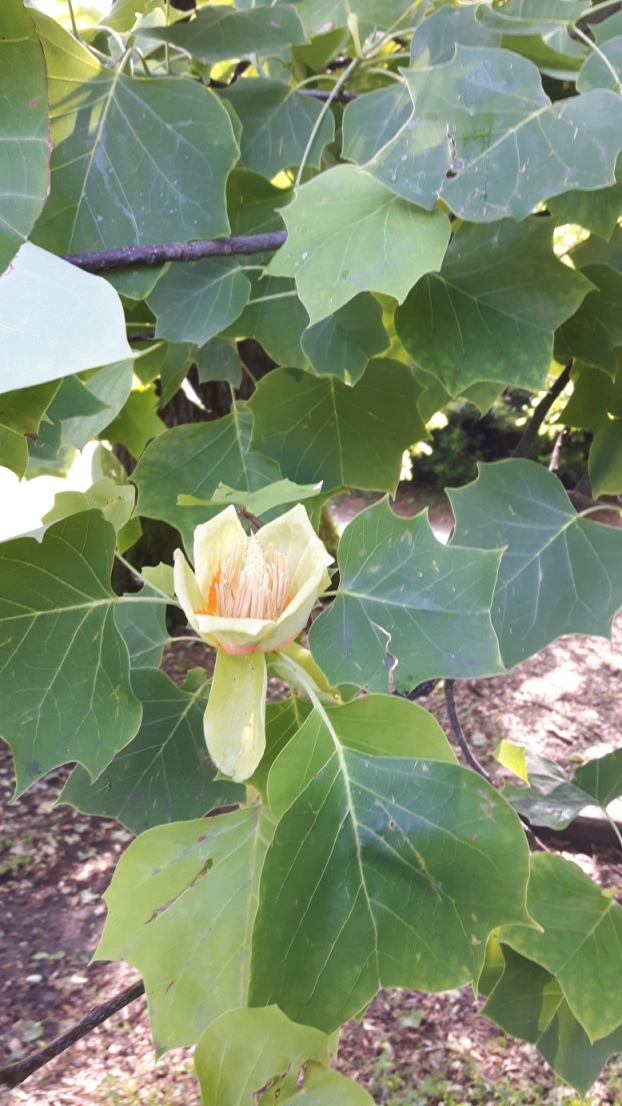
[395,220,590,395]
[341,85,412,165]
[222,272,308,369]
[60,667,243,834]
[449,459,622,669]
[482,946,622,1097]
[96,806,275,1051]
[226,170,292,236]
[247,697,312,807]
[590,416,622,496]
[31,11,238,253]
[180,478,323,517]
[103,385,165,458]
[196,340,243,387]
[0,0,49,273]
[222,82,335,178]
[194,1006,330,1106]
[410,4,502,65]
[477,0,591,35]
[577,34,622,92]
[363,47,622,222]
[500,852,622,1041]
[548,160,622,241]
[115,590,168,669]
[301,293,389,384]
[143,6,307,63]
[248,360,426,494]
[249,696,532,1032]
[309,497,504,693]
[556,264,622,375]
[269,165,450,324]
[42,478,135,533]
[147,259,251,347]
[0,511,141,796]
[134,407,280,547]
[0,425,28,478]
[0,244,131,391]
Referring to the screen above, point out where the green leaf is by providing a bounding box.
[31,10,238,254]
[0,380,60,437]
[309,497,504,693]
[42,478,135,533]
[476,0,591,35]
[274,1063,375,1106]
[500,853,622,1041]
[559,364,620,429]
[501,746,622,830]
[395,220,590,395]
[249,696,532,1032]
[147,259,251,347]
[362,48,622,222]
[227,170,292,236]
[0,0,49,273]
[222,272,309,369]
[301,293,390,384]
[133,341,196,406]
[96,806,275,1051]
[143,6,307,63]
[180,478,323,517]
[60,667,244,834]
[194,1006,331,1106]
[410,4,502,65]
[482,946,622,1096]
[29,362,134,468]
[0,511,141,796]
[101,0,162,32]
[449,459,622,669]
[248,360,426,494]
[247,697,312,807]
[196,340,243,387]
[134,407,280,547]
[269,166,450,324]
[103,385,165,458]
[577,34,622,92]
[571,223,622,273]
[556,264,622,375]
[115,590,169,668]
[590,416,622,496]
[0,244,132,391]
[0,425,28,478]
[548,162,622,241]
[267,694,456,821]
[341,85,412,165]
[222,82,334,178]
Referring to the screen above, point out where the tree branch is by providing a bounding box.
[444,679,492,783]
[63,231,288,273]
[512,362,572,459]
[0,980,145,1089]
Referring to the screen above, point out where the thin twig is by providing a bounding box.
[512,362,572,459]
[0,981,145,1089]
[299,88,358,102]
[548,426,569,473]
[444,680,492,783]
[128,330,157,342]
[64,231,287,273]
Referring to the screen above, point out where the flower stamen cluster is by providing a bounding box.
[208,537,290,622]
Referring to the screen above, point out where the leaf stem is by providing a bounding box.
[444,680,492,783]
[571,23,622,92]
[295,56,360,186]
[66,0,80,39]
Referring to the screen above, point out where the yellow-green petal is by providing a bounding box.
[193,504,246,601]
[172,549,203,632]
[204,649,268,782]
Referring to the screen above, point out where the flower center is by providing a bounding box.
[208,537,290,621]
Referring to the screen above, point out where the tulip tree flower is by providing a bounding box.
[173,504,334,782]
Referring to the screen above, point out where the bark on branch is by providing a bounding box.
[63,231,288,273]
[0,980,145,1089]
[512,362,572,460]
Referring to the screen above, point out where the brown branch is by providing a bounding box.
[548,426,569,473]
[512,362,572,459]
[63,231,288,273]
[299,88,358,102]
[0,980,145,1089]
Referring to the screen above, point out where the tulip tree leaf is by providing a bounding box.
[577,34,622,92]
[222,271,309,369]
[222,83,335,178]
[574,747,622,809]
[269,165,451,324]
[500,853,622,1042]
[249,695,532,1032]
[143,5,307,64]
[449,459,622,670]
[194,1006,331,1106]
[501,747,622,830]
[556,264,622,376]
[590,417,622,496]
[410,3,502,65]
[548,164,622,242]
[301,293,390,384]
[395,219,592,396]
[96,805,275,1052]
[147,260,251,347]
[476,0,590,34]
[0,245,132,391]
[134,407,280,548]
[341,85,412,165]
[0,511,142,796]
[309,497,504,693]
[0,380,60,437]
[180,478,323,517]
[60,667,244,834]
[31,11,238,254]
[482,946,622,1097]
[0,425,28,478]
[0,0,49,274]
[362,47,622,222]
[115,591,169,669]
[248,360,427,495]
